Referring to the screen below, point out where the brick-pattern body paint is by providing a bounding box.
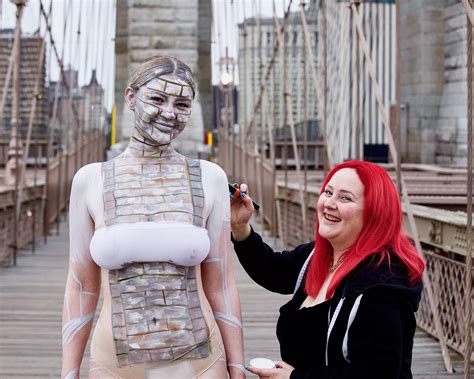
[102,156,203,226]
[103,156,209,366]
[110,263,210,367]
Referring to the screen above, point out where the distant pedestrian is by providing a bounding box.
[230,160,425,379]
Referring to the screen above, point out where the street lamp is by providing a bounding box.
[220,71,234,86]
[218,54,236,179]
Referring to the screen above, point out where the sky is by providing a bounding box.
[0,0,303,108]
[1,0,116,110]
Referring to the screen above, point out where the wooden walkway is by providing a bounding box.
[0,221,468,378]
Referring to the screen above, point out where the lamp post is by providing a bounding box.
[219,53,236,179]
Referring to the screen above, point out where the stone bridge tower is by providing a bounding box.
[115,0,212,157]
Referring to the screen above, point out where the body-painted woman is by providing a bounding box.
[61,56,245,379]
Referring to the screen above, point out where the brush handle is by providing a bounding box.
[228,184,260,211]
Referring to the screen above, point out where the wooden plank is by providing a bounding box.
[0,220,471,378]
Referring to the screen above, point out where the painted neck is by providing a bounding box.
[124,129,177,158]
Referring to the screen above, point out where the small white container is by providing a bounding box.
[249,357,276,369]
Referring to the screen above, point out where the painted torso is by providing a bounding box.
[90,154,209,270]
[90,154,213,368]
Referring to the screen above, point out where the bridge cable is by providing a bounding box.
[39,0,83,234]
[299,3,332,168]
[42,0,55,243]
[350,2,454,372]
[463,1,473,377]
[15,4,49,222]
[98,0,113,161]
[244,0,294,142]
[273,1,307,245]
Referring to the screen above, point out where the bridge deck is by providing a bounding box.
[275,167,470,207]
[0,221,468,378]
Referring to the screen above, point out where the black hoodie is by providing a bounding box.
[232,228,423,379]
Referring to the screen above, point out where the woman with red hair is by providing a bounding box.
[230,160,424,379]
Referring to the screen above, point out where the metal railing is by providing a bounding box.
[218,0,473,375]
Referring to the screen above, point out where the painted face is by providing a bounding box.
[130,74,193,145]
[317,168,365,252]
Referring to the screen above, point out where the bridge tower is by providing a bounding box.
[114,0,212,157]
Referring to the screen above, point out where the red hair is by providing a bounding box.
[305,160,425,299]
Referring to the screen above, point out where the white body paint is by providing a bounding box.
[62,63,244,378]
[90,222,210,270]
[61,159,245,378]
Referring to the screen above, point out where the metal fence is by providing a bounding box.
[44,131,104,229]
[0,131,104,266]
[417,250,473,358]
[218,0,473,374]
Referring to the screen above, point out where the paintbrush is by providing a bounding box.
[228,184,260,210]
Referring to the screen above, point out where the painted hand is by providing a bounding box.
[247,361,295,379]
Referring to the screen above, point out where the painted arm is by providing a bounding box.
[61,166,101,379]
[201,163,245,379]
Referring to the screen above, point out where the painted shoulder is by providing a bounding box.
[199,159,228,185]
[71,162,102,192]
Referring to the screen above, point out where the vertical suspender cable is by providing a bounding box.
[16,16,47,223]
[323,0,328,171]
[272,0,280,237]
[280,0,289,246]
[43,0,53,243]
[301,1,308,241]
[230,0,236,181]
[99,0,112,163]
[257,0,265,219]
[351,3,454,371]
[64,0,74,200]
[73,0,82,171]
[299,4,332,168]
[11,2,25,266]
[83,0,94,135]
[465,5,473,378]
[242,3,248,180]
[395,0,401,196]
[352,1,360,160]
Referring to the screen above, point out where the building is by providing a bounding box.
[400,0,470,165]
[237,12,319,147]
[0,30,48,142]
[81,69,105,131]
[51,67,107,149]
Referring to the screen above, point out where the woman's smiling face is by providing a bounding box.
[317,168,365,252]
[126,74,193,146]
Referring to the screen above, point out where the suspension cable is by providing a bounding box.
[351,2,454,372]
[463,2,473,378]
[244,0,294,141]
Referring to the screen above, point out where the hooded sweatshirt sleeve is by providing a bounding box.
[232,227,314,294]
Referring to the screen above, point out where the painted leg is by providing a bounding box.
[197,355,227,379]
[88,360,119,379]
